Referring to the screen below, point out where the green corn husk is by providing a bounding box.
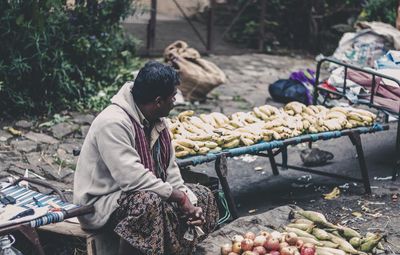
[339,226,361,239]
[320,240,340,248]
[360,234,383,252]
[329,234,360,254]
[287,223,314,232]
[330,230,342,238]
[315,250,335,255]
[297,210,327,224]
[297,210,338,229]
[312,228,331,240]
[297,236,324,246]
[349,237,361,248]
[376,242,385,250]
[316,251,335,255]
[284,226,316,239]
[316,247,346,255]
[293,218,314,225]
[364,232,375,239]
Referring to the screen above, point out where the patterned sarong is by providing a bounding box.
[110,184,219,255]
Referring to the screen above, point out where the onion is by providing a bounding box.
[270,231,282,241]
[285,232,298,246]
[227,253,239,255]
[241,238,254,251]
[280,246,297,255]
[296,239,304,250]
[253,235,267,247]
[263,237,280,251]
[258,231,270,239]
[232,242,242,254]
[232,235,244,243]
[221,243,232,255]
[269,251,281,255]
[242,252,257,255]
[301,243,315,252]
[300,247,315,255]
[279,241,289,250]
[253,246,267,255]
[244,231,256,240]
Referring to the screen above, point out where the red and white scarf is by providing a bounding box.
[130,116,171,181]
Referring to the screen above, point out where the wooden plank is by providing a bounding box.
[39,221,95,238]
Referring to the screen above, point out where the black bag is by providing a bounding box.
[268,79,310,105]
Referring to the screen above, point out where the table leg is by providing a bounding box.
[349,132,371,194]
[392,116,400,181]
[18,225,45,255]
[281,146,288,170]
[215,154,238,219]
[267,149,279,176]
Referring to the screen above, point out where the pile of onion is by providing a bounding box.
[220,231,316,255]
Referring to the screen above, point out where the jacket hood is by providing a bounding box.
[110,81,141,124]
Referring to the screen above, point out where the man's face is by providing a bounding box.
[156,87,177,117]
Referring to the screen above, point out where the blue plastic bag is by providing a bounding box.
[268,79,311,105]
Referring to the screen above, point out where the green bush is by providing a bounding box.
[226,0,398,54]
[0,0,140,116]
[360,0,398,25]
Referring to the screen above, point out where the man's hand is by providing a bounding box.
[179,198,205,226]
[168,189,205,226]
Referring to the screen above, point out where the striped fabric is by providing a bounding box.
[1,184,78,228]
[131,118,171,181]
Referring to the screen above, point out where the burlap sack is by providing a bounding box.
[164,40,226,101]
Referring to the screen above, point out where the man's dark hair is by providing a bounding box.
[132,61,180,104]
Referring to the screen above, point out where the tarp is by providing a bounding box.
[194,205,300,255]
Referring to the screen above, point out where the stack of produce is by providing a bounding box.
[220,210,383,255]
[169,102,377,158]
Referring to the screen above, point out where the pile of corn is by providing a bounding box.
[168,102,376,158]
[287,210,384,254]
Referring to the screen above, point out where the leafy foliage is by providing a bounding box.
[0,0,140,116]
[225,0,398,54]
[360,0,398,25]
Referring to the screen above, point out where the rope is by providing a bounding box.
[217,191,231,225]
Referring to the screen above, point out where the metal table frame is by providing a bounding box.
[177,125,388,220]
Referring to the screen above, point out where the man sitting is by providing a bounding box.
[73,61,219,255]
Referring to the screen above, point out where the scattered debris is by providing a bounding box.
[238,154,258,163]
[300,148,334,166]
[254,166,263,171]
[352,211,363,218]
[291,182,313,188]
[248,209,257,214]
[323,187,341,200]
[5,127,22,136]
[391,193,398,202]
[297,175,312,182]
[374,176,392,181]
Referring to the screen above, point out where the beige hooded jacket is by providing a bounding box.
[73,81,196,230]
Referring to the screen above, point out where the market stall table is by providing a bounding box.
[176,124,388,220]
[0,177,93,255]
